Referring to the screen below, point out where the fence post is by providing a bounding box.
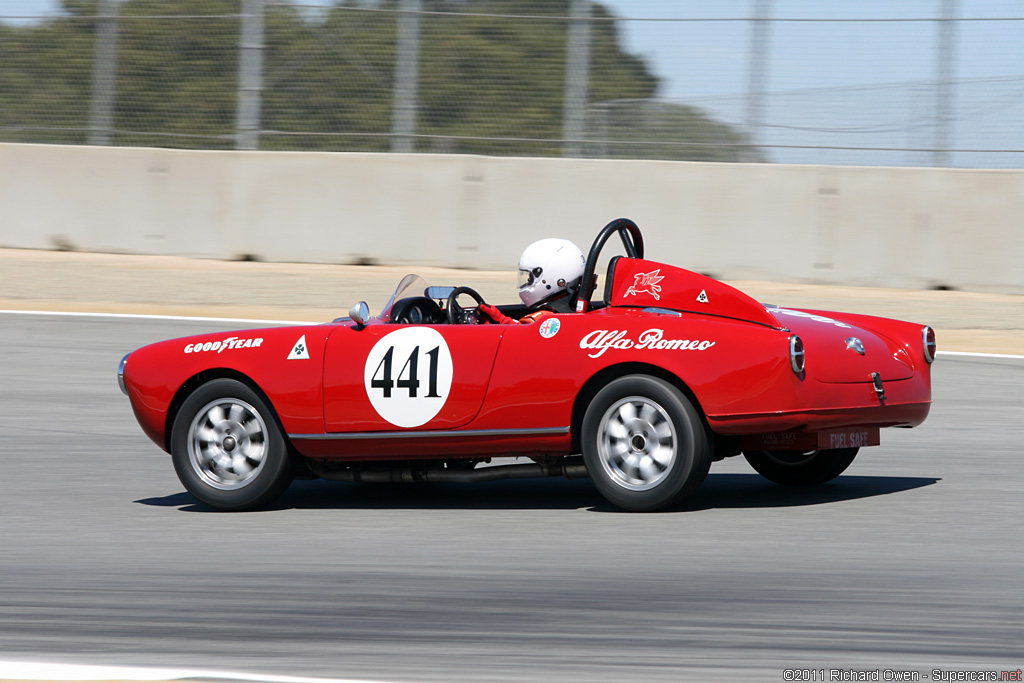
[235,0,265,151]
[562,0,591,158]
[391,0,422,153]
[933,0,958,167]
[745,0,771,158]
[88,0,119,146]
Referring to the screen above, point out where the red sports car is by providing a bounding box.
[118,219,934,511]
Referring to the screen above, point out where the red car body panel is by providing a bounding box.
[124,326,330,448]
[605,257,783,328]
[121,257,932,463]
[322,324,504,432]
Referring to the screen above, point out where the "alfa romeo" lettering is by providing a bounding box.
[580,329,716,359]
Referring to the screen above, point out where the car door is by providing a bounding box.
[322,323,505,432]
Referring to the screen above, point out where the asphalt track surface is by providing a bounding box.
[1,312,1021,683]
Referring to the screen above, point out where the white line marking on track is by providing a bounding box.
[0,660,401,683]
[937,350,1024,360]
[2,310,1022,360]
[0,310,318,326]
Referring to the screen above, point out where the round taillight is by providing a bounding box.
[790,335,805,374]
[923,326,936,364]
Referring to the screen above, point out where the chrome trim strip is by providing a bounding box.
[289,426,571,441]
[642,307,682,317]
[117,353,130,396]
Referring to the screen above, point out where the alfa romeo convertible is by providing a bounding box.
[118,219,934,511]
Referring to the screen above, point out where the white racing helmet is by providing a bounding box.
[517,238,586,307]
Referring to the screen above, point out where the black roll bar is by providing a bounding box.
[572,218,644,313]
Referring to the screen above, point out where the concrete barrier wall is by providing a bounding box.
[1,142,1022,293]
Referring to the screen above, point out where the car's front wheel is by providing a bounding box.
[743,448,859,486]
[170,378,294,511]
[581,375,711,511]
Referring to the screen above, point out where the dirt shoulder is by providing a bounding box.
[1,248,1021,355]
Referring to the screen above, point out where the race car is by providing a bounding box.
[118,218,934,512]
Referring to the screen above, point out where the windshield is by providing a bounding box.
[378,274,429,322]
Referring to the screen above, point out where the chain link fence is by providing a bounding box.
[1,0,1021,167]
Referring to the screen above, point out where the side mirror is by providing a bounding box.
[349,301,370,329]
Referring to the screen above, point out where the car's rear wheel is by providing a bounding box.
[743,448,859,486]
[170,378,294,511]
[581,375,711,511]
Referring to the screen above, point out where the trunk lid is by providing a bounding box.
[770,307,915,382]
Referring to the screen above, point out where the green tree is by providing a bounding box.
[115,0,241,148]
[0,0,756,161]
[260,2,396,152]
[590,100,763,163]
[0,2,97,144]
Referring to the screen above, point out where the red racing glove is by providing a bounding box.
[518,310,551,324]
[478,303,516,325]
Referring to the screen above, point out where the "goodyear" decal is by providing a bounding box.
[184,337,264,354]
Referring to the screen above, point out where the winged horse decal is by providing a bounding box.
[625,269,664,300]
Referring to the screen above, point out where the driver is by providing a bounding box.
[478,238,586,324]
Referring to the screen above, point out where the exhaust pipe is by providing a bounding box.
[307,461,589,484]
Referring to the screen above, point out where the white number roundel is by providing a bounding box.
[363,327,454,428]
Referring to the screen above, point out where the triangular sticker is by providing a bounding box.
[287,335,310,360]
[696,290,709,304]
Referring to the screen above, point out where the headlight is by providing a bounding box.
[117,353,130,396]
[789,335,805,374]
[922,326,936,364]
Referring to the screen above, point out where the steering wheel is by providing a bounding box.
[447,286,487,324]
[390,296,444,325]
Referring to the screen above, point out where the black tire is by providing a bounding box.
[170,378,294,511]
[581,375,711,511]
[743,448,859,486]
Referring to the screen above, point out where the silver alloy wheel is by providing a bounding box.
[596,396,677,491]
[187,398,268,491]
